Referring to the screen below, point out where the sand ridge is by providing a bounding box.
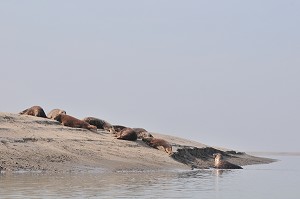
[0,112,274,173]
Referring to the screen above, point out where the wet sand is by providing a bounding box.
[0,112,274,173]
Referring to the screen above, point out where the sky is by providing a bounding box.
[0,0,299,152]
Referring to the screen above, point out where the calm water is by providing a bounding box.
[0,155,299,199]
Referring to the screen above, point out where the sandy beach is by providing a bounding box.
[0,112,274,173]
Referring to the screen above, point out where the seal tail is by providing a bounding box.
[19,108,28,115]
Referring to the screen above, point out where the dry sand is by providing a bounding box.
[0,112,274,173]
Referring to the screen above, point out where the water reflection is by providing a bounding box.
[0,169,238,199]
[1,157,297,199]
[0,169,217,198]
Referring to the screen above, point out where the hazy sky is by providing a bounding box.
[1,1,299,152]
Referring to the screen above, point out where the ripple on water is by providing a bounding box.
[1,156,299,199]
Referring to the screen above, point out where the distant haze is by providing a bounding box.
[1,1,299,152]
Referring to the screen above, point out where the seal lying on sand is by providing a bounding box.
[19,106,47,118]
[142,137,172,154]
[54,114,97,132]
[113,126,152,138]
[115,128,137,141]
[132,128,153,139]
[82,117,115,133]
[136,131,153,139]
[47,109,66,119]
[113,125,127,133]
[213,153,243,169]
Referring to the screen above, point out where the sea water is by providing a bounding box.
[0,155,299,199]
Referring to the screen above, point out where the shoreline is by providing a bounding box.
[0,112,275,173]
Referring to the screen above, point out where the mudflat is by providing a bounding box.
[0,112,274,173]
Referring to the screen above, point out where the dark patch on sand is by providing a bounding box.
[171,146,273,169]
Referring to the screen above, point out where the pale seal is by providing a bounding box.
[213,153,243,169]
[47,109,66,119]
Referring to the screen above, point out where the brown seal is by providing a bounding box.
[132,128,153,139]
[213,153,243,169]
[142,137,172,154]
[113,125,127,133]
[53,114,97,132]
[82,117,115,133]
[47,109,66,119]
[115,128,137,141]
[19,106,47,118]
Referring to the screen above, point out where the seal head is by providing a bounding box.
[213,153,243,169]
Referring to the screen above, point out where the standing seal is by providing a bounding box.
[115,128,137,141]
[213,153,243,169]
[47,109,66,119]
[142,137,172,154]
[54,114,97,132]
[19,106,47,118]
[82,117,115,133]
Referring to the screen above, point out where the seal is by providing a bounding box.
[82,117,115,133]
[113,125,127,133]
[132,128,153,139]
[53,114,97,132]
[142,137,172,154]
[136,131,153,139]
[19,106,47,118]
[47,109,66,119]
[132,128,147,133]
[115,127,137,141]
[213,153,243,169]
